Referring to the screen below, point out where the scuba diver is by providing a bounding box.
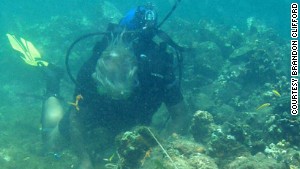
[7,2,188,169]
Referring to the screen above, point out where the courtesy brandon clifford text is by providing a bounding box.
[291,3,298,115]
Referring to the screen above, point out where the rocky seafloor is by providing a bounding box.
[0,1,298,169]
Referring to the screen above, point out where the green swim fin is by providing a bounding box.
[6,33,48,67]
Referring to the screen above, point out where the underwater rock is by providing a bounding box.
[246,17,284,44]
[188,153,218,169]
[147,153,218,169]
[246,17,266,35]
[182,41,225,89]
[265,112,300,146]
[208,130,248,160]
[284,149,300,168]
[169,15,288,114]
[141,137,218,169]
[225,27,245,49]
[229,46,254,63]
[273,94,291,114]
[193,41,224,79]
[264,141,289,160]
[226,153,285,169]
[172,139,206,156]
[163,17,196,47]
[212,40,287,110]
[115,126,157,169]
[195,20,227,50]
[99,1,122,24]
[242,49,278,84]
[212,104,236,124]
[189,92,215,112]
[190,110,214,143]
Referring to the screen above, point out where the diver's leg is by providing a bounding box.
[40,63,65,152]
[41,63,64,97]
[41,96,64,151]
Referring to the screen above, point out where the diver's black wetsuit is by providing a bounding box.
[59,25,183,136]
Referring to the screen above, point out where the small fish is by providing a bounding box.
[256,103,271,110]
[272,90,281,97]
[103,153,114,162]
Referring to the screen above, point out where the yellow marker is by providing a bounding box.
[272,90,281,97]
[256,103,271,110]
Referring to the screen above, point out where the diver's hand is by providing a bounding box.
[162,119,188,137]
[78,158,93,169]
[165,101,190,136]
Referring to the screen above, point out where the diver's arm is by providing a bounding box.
[163,51,190,135]
[40,63,64,97]
[166,100,190,135]
[163,76,190,135]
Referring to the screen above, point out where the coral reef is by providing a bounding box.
[142,136,218,169]
[99,1,122,23]
[226,153,285,169]
[190,110,214,143]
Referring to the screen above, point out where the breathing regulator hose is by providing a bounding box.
[65,32,108,85]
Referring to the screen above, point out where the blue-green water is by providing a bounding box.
[0,0,292,35]
[0,0,298,169]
